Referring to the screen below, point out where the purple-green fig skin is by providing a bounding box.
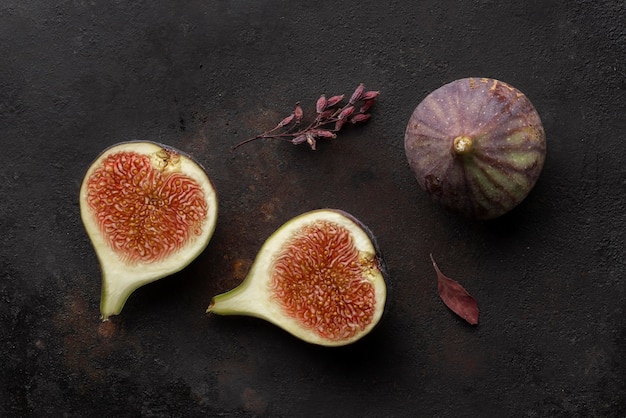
[330,209,391,284]
[404,77,547,219]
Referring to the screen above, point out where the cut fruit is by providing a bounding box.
[404,77,546,219]
[207,209,388,346]
[80,141,218,320]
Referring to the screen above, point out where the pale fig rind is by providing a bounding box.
[80,141,218,320]
[207,209,388,347]
[405,77,547,219]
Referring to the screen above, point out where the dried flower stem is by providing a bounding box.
[232,83,379,151]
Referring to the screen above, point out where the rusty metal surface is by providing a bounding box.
[1,1,625,416]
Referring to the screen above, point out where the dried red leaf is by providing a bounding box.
[430,254,479,325]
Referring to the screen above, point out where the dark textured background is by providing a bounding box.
[1,1,625,417]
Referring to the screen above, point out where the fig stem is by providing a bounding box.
[453,135,473,155]
[100,278,136,321]
[206,285,261,317]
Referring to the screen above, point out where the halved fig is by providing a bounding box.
[405,77,546,219]
[79,141,218,320]
[207,209,388,346]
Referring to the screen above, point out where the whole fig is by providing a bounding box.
[405,77,546,219]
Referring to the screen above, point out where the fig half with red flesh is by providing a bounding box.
[208,209,388,346]
[80,141,218,320]
[405,77,546,219]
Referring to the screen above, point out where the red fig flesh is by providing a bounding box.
[208,209,388,346]
[80,141,218,320]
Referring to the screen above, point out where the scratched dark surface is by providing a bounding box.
[1,1,625,417]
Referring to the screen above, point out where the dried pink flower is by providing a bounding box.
[292,134,307,145]
[326,94,345,107]
[294,102,303,122]
[316,95,327,113]
[361,90,380,100]
[278,114,295,128]
[360,99,375,113]
[306,133,316,150]
[349,83,365,104]
[319,109,335,119]
[338,106,356,120]
[311,129,337,138]
[350,113,371,124]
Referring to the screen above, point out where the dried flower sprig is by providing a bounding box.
[232,83,379,151]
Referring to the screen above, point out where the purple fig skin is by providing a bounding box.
[330,209,391,288]
[405,78,546,219]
